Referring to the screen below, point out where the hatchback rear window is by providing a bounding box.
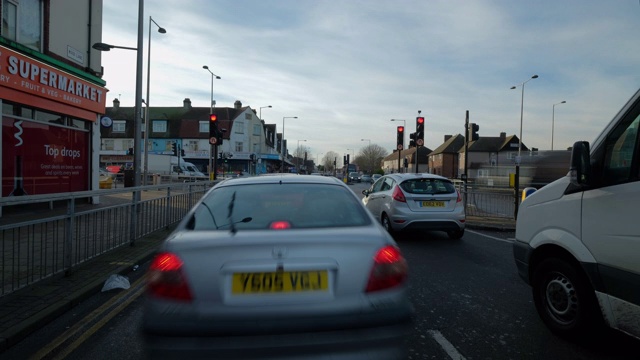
[193,183,372,230]
[400,178,455,194]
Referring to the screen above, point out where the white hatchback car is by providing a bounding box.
[362,173,465,239]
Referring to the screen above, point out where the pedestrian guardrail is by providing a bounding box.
[0,181,214,298]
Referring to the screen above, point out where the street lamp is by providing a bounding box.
[92,0,144,244]
[259,105,272,120]
[296,139,307,173]
[143,16,166,186]
[552,100,566,151]
[361,138,371,146]
[203,65,221,180]
[510,74,538,219]
[281,116,298,173]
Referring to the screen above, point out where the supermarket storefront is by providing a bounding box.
[1,45,107,197]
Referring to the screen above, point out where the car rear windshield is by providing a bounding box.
[192,183,372,230]
[399,178,456,195]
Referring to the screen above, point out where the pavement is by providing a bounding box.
[0,202,514,354]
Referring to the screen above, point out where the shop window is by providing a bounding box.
[199,121,208,133]
[103,140,114,150]
[152,120,167,133]
[2,0,41,51]
[113,121,126,133]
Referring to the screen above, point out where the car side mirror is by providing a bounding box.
[570,141,591,186]
[362,189,369,196]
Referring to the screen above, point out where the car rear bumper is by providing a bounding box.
[396,219,465,232]
[143,317,412,359]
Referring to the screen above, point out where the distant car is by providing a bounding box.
[371,174,382,182]
[348,172,361,183]
[361,174,372,183]
[310,172,322,176]
[362,173,465,239]
[143,174,413,358]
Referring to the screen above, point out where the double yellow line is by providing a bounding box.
[30,275,147,360]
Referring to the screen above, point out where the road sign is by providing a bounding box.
[416,139,424,146]
[209,137,217,145]
[397,144,403,150]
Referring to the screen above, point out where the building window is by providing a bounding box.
[188,140,199,151]
[478,169,489,177]
[2,0,41,51]
[199,121,208,133]
[235,142,243,152]
[235,121,244,134]
[253,124,261,136]
[153,120,167,133]
[245,113,251,120]
[113,121,126,133]
[507,152,516,160]
[103,139,114,150]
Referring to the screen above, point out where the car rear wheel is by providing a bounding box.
[381,214,395,234]
[531,257,603,340]
[447,229,464,239]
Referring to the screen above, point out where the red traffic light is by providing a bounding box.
[417,117,424,124]
[210,114,218,122]
[397,126,404,132]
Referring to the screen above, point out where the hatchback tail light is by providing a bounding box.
[456,189,462,203]
[365,245,408,292]
[147,252,193,302]
[391,185,406,203]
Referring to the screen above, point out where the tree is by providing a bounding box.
[322,151,340,173]
[356,144,387,174]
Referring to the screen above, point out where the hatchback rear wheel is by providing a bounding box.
[381,214,395,234]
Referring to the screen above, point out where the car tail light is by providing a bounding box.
[270,221,291,230]
[391,186,406,203]
[456,189,462,203]
[365,245,408,293]
[147,252,193,302]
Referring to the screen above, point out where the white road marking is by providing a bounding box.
[428,330,466,360]
[467,229,514,243]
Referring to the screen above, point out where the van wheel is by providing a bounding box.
[381,214,395,235]
[531,258,603,340]
[447,229,464,239]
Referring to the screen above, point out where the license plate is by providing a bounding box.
[420,201,445,207]
[232,271,328,294]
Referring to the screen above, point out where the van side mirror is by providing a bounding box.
[570,141,591,186]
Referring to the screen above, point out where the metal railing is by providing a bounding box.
[0,181,214,297]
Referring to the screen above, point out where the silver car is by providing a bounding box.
[143,174,412,359]
[362,173,465,239]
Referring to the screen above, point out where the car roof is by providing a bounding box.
[217,173,346,187]
[384,173,450,181]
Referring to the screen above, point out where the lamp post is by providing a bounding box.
[510,74,538,219]
[92,0,144,245]
[296,139,307,173]
[552,100,566,151]
[317,152,323,172]
[390,119,406,173]
[259,105,272,120]
[203,65,221,180]
[143,16,166,186]
[281,116,298,173]
[360,138,371,146]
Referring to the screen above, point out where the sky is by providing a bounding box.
[99,0,640,160]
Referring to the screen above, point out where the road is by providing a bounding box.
[3,181,638,359]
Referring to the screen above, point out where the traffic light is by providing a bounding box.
[468,123,479,142]
[396,126,404,150]
[209,114,223,145]
[409,132,416,148]
[416,117,425,146]
[171,142,177,156]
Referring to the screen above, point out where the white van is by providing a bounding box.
[513,89,640,341]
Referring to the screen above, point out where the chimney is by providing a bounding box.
[113,98,120,110]
[234,100,242,109]
[183,98,192,110]
[500,132,506,140]
[444,135,452,142]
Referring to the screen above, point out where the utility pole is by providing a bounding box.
[464,110,469,208]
